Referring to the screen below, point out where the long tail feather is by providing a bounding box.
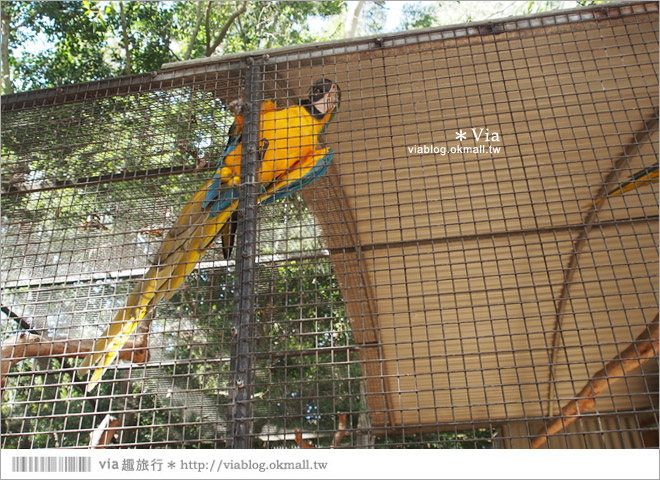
[606,164,659,198]
[584,164,659,210]
[80,199,238,391]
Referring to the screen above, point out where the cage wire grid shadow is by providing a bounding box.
[1,2,658,449]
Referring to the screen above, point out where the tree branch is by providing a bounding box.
[345,0,365,39]
[1,305,38,333]
[293,413,348,448]
[1,6,13,94]
[532,314,659,448]
[544,111,659,416]
[204,1,212,53]
[89,414,120,448]
[206,2,247,57]
[1,332,148,389]
[332,413,347,448]
[294,430,315,448]
[120,2,131,75]
[183,1,204,61]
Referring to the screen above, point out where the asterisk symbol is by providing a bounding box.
[456,130,467,141]
[168,461,176,469]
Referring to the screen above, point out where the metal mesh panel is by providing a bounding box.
[1,2,658,449]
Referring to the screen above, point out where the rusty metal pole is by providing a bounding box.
[227,56,263,449]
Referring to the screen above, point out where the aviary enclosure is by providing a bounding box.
[1,2,658,449]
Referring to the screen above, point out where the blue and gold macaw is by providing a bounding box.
[80,79,340,391]
[585,163,659,209]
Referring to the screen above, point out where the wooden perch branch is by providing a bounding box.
[294,430,315,448]
[1,305,38,333]
[545,111,659,416]
[1,332,148,389]
[89,414,120,449]
[533,314,659,449]
[294,413,348,449]
[332,413,347,448]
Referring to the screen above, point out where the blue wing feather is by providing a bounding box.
[202,115,242,211]
[261,149,333,205]
[209,185,240,217]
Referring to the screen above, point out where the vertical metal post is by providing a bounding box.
[227,57,262,449]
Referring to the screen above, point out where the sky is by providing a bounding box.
[308,1,586,38]
[380,1,585,34]
[383,1,406,32]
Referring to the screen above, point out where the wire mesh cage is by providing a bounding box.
[1,2,658,449]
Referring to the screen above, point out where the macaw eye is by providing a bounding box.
[309,78,335,103]
[309,79,339,116]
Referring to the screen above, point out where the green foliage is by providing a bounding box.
[2,1,345,93]
[181,1,345,55]
[397,2,439,31]
[1,1,596,94]
[8,1,112,90]
[104,1,179,74]
[346,1,398,38]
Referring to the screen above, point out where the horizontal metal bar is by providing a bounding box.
[0,344,358,380]
[0,250,331,290]
[327,214,659,254]
[3,214,656,291]
[1,163,217,197]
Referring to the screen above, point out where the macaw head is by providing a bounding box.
[305,78,340,121]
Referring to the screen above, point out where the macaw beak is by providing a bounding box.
[309,78,340,116]
[313,82,339,116]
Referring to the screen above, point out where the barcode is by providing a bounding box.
[11,456,91,473]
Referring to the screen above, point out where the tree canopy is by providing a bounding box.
[0,1,599,94]
[1,1,345,93]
